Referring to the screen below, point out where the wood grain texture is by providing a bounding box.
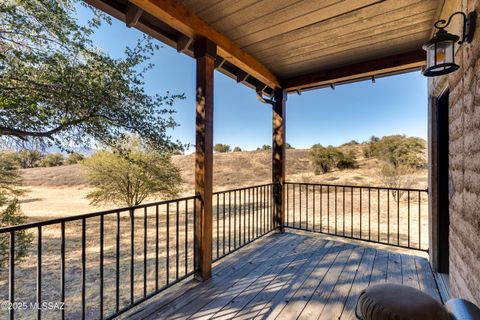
[126,232,442,320]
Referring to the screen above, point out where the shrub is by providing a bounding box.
[364,135,426,168]
[66,152,85,164]
[337,151,358,170]
[286,143,294,149]
[257,144,271,151]
[16,150,44,168]
[233,147,242,152]
[310,145,343,174]
[83,146,182,207]
[214,144,231,153]
[379,163,416,200]
[0,200,33,269]
[40,153,64,167]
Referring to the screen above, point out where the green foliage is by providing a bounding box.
[0,200,33,269]
[40,153,64,167]
[214,144,231,153]
[82,139,182,207]
[0,0,184,153]
[286,143,294,149]
[257,145,271,151]
[0,154,31,268]
[233,147,242,152]
[336,151,358,170]
[310,145,357,174]
[364,135,426,168]
[15,150,44,168]
[341,140,359,146]
[66,152,85,165]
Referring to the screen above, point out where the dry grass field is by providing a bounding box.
[1,146,428,319]
[18,146,427,219]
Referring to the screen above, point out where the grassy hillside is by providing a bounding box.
[19,146,427,218]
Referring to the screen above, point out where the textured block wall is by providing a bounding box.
[429,0,480,305]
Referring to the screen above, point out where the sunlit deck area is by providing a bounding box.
[127,231,443,320]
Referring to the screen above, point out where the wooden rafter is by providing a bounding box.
[284,50,426,92]
[128,0,281,89]
[126,2,143,28]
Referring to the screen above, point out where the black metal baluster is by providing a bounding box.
[368,188,371,241]
[176,202,179,280]
[9,232,14,320]
[37,226,42,320]
[286,184,289,226]
[185,200,188,275]
[397,190,400,246]
[61,222,65,320]
[216,194,219,259]
[166,204,170,285]
[418,191,421,249]
[334,186,337,235]
[223,192,226,255]
[82,219,86,320]
[306,185,309,230]
[234,191,236,248]
[359,188,362,239]
[320,185,323,232]
[377,189,380,242]
[116,212,120,313]
[100,215,104,319]
[155,206,159,290]
[343,187,346,236]
[143,207,147,298]
[228,191,231,252]
[293,184,296,228]
[313,186,316,232]
[243,189,246,245]
[327,186,330,233]
[351,187,354,237]
[299,184,302,229]
[407,191,411,248]
[387,190,390,244]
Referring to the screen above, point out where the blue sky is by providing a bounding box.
[77,5,427,152]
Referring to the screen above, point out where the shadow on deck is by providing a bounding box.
[126,231,442,320]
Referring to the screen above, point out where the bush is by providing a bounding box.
[0,200,33,269]
[379,163,415,200]
[310,145,342,174]
[214,143,231,153]
[233,147,242,152]
[83,146,182,207]
[364,135,426,168]
[257,144,271,151]
[286,143,294,149]
[66,152,85,164]
[40,153,64,167]
[16,150,44,168]
[337,151,358,170]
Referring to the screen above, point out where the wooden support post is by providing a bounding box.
[272,89,286,232]
[194,37,216,281]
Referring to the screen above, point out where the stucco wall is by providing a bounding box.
[429,0,480,305]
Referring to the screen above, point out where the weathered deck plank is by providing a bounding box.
[127,231,442,320]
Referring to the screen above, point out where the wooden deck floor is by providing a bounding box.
[127,231,442,320]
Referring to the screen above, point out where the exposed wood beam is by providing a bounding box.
[284,50,426,92]
[126,2,143,28]
[128,0,281,89]
[236,71,249,83]
[214,58,225,69]
[177,35,193,52]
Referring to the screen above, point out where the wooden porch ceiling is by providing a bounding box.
[85,0,442,94]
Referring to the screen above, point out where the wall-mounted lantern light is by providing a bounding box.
[422,11,477,77]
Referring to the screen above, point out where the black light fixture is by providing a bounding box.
[422,11,477,77]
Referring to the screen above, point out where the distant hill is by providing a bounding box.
[21,145,427,192]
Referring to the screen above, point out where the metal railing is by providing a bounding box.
[213,183,275,261]
[285,182,429,251]
[0,181,428,319]
[0,196,198,320]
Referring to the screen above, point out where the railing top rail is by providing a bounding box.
[213,183,273,194]
[0,194,199,233]
[285,181,428,193]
